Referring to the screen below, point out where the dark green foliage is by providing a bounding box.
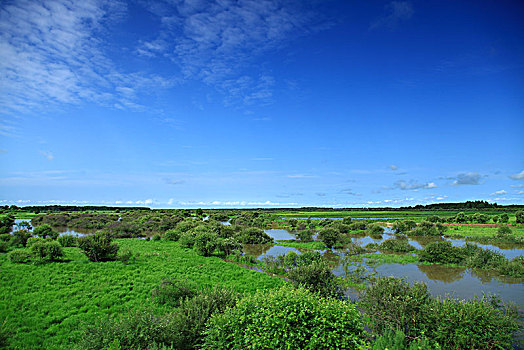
[418,241,465,264]
[516,210,524,224]
[7,249,32,263]
[117,248,133,264]
[361,277,432,339]
[235,227,272,244]
[392,220,416,234]
[202,286,363,350]
[497,225,512,237]
[78,310,177,350]
[57,234,77,247]
[217,237,242,256]
[78,232,119,262]
[318,228,340,248]
[263,251,323,275]
[0,215,15,234]
[151,234,161,241]
[11,230,33,247]
[0,234,10,242]
[33,224,58,239]
[295,229,314,242]
[178,231,197,248]
[499,213,509,223]
[372,328,439,350]
[0,240,8,253]
[492,215,499,223]
[367,224,385,235]
[361,277,519,350]
[152,278,197,307]
[286,260,343,299]
[194,231,218,256]
[342,216,352,224]
[0,318,9,349]
[378,238,416,253]
[349,221,367,231]
[163,228,181,241]
[30,240,64,262]
[170,287,238,350]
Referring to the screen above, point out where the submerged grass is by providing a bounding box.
[446,225,524,238]
[0,239,283,349]
[275,240,326,250]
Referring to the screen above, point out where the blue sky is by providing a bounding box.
[1,0,523,208]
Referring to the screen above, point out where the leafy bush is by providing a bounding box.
[78,310,177,350]
[367,224,385,235]
[163,228,182,241]
[7,249,32,263]
[295,229,314,242]
[235,227,272,244]
[361,277,519,349]
[418,241,465,264]
[349,221,367,231]
[179,231,197,248]
[30,240,64,262]
[152,278,198,307]
[33,224,58,239]
[217,237,242,256]
[361,277,432,339]
[497,225,512,237]
[499,213,509,223]
[0,240,8,253]
[286,260,343,299]
[392,220,416,234]
[372,328,439,350]
[194,231,219,256]
[318,228,340,248]
[10,230,33,247]
[117,248,133,264]
[151,234,161,241]
[202,286,363,350]
[378,238,416,253]
[57,234,77,247]
[78,232,119,262]
[516,210,524,224]
[170,286,238,350]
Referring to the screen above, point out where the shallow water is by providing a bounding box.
[264,228,295,241]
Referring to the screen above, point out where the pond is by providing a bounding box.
[11,219,90,237]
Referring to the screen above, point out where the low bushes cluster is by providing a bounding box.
[152,278,198,307]
[378,238,416,253]
[201,286,363,349]
[360,277,519,349]
[57,234,77,247]
[78,232,119,262]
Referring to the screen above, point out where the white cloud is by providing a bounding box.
[393,180,437,190]
[450,172,483,186]
[39,150,54,161]
[0,0,171,115]
[389,165,398,170]
[491,190,507,196]
[509,170,524,180]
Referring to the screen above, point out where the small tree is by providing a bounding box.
[318,228,340,249]
[516,210,524,224]
[194,231,218,256]
[33,224,58,239]
[499,213,509,223]
[78,232,119,262]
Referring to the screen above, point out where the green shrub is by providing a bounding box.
[497,225,512,237]
[349,221,367,231]
[78,232,119,262]
[378,238,415,253]
[179,231,197,248]
[151,234,162,241]
[429,296,518,349]
[30,240,64,262]
[0,241,8,253]
[0,318,10,349]
[0,233,11,242]
[418,241,465,264]
[26,237,48,248]
[372,328,440,350]
[194,231,219,256]
[360,277,432,339]
[295,229,314,242]
[152,278,198,307]
[235,227,272,244]
[57,234,77,247]
[77,310,177,350]
[202,286,363,350]
[10,230,33,247]
[367,224,384,236]
[163,228,182,241]
[318,228,340,248]
[499,213,509,223]
[33,224,58,239]
[286,260,343,299]
[170,286,238,350]
[117,248,133,264]
[7,249,32,263]
[217,237,242,256]
[516,210,524,224]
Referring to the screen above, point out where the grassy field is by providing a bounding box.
[0,239,283,349]
[445,225,524,238]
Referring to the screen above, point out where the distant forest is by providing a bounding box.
[2,200,523,213]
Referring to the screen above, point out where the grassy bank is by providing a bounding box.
[0,239,283,349]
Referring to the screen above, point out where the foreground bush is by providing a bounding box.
[202,286,363,349]
[78,232,119,262]
[152,278,198,307]
[417,241,464,264]
[30,240,64,262]
[33,224,58,239]
[360,277,519,350]
[171,286,238,350]
[7,249,32,263]
[57,234,77,247]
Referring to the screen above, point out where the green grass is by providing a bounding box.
[445,225,524,238]
[0,239,283,349]
[275,240,327,250]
